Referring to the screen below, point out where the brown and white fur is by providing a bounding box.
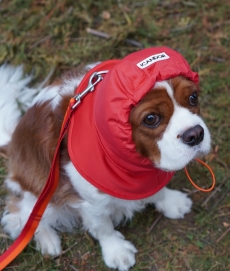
[0,63,211,271]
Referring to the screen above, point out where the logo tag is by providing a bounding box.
[137,52,170,69]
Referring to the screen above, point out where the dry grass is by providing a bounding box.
[0,0,230,270]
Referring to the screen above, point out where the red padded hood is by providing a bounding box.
[68,46,199,200]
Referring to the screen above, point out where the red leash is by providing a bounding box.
[0,98,75,270]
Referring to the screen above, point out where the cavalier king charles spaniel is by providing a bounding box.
[0,47,211,271]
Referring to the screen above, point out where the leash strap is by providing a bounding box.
[0,98,75,270]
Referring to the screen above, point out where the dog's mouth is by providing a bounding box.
[156,146,210,172]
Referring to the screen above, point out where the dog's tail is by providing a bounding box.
[0,64,37,147]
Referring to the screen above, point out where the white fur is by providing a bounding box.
[153,188,192,219]
[2,192,39,239]
[2,188,79,256]
[0,65,37,146]
[100,231,137,271]
[2,161,193,270]
[34,225,61,256]
[63,162,192,270]
[0,64,210,271]
[5,178,22,195]
[31,85,61,109]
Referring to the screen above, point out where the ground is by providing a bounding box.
[0,0,230,270]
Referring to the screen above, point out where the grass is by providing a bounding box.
[0,0,230,270]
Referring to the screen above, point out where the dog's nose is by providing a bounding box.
[181,125,204,146]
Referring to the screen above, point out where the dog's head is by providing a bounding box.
[130,76,211,171]
[69,47,211,198]
[92,47,210,171]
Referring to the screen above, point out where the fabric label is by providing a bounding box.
[137,52,170,69]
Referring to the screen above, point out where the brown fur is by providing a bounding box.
[7,87,81,207]
[170,76,200,114]
[130,87,174,163]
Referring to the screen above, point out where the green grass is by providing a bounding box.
[0,0,230,270]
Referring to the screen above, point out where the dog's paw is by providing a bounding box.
[100,231,137,271]
[155,189,192,219]
[34,226,61,256]
[1,210,24,239]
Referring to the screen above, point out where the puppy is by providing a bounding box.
[0,47,211,271]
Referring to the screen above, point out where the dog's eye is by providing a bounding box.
[142,114,161,128]
[189,93,198,106]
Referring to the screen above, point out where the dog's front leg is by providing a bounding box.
[79,202,137,271]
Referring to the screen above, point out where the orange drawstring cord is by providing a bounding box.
[184,158,216,192]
